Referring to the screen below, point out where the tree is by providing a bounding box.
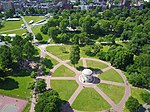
[70,19,78,29]
[5,9,14,18]
[0,45,12,70]
[60,19,68,33]
[35,33,43,41]
[112,49,134,70]
[26,33,33,41]
[11,45,24,67]
[125,96,141,112]
[35,90,62,112]
[24,42,36,59]
[12,35,25,47]
[70,45,80,67]
[35,79,46,93]
[41,25,48,34]
[140,92,150,104]
[48,27,59,42]
[4,36,11,42]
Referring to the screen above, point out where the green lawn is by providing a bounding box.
[86,60,108,70]
[71,88,111,111]
[0,75,33,99]
[24,16,45,24]
[131,87,149,104]
[0,20,24,32]
[67,60,84,71]
[50,80,78,101]
[99,68,124,83]
[52,65,76,77]
[97,83,125,104]
[32,26,50,42]
[46,45,71,60]
[0,29,27,36]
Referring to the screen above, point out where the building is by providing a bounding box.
[1,1,14,11]
[80,69,94,83]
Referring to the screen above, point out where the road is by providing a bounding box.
[21,16,37,42]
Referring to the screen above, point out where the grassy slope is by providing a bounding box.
[71,88,111,111]
[50,80,78,101]
[99,68,124,83]
[0,75,33,99]
[97,83,125,104]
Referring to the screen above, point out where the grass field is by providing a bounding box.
[86,60,108,70]
[97,83,125,104]
[24,16,45,24]
[0,29,27,36]
[99,68,124,83]
[0,75,33,99]
[0,20,24,32]
[50,80,78,101]
[71,88,111,111]
[52,65,76,77]
[32,26,49,42]
[46,45,71,60]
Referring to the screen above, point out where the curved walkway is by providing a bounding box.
[36,45,131,112]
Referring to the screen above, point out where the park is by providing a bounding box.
[0,6,150,112]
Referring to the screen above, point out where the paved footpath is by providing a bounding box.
[35,45,131,112]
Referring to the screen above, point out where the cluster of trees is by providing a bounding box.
[125,96,141,112]
[35,89,62,112]
[126,93,150,112]
[0,35,37,75]
[40,6,150,44]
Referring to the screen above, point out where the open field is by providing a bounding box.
[71,88,111,111]
[0,20,24,32]
[99,68,124,83]
[50,80,78,101]
[24,16,45,24]
[52,65,76,77]
[97,83,125,104]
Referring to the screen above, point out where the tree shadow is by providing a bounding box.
[76,66,84,71]
[0,78,19,90]
[61,101,74,112]
[87,67,102,74]
[139,105,146,112]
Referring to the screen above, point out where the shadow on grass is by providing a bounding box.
[61,100,74,112]
[0,78,19,90]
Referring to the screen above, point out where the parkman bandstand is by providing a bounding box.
[80,69,94,83]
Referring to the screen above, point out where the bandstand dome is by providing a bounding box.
[82,69,92,76]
